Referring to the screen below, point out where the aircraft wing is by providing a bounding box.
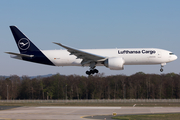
[53,42,106,65]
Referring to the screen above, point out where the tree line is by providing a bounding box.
[0,72,180,100]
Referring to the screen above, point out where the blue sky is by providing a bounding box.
[1,0,180,76]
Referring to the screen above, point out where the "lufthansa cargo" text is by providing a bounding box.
[118,50,156,54]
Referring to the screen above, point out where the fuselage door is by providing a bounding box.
[158,51,161,58]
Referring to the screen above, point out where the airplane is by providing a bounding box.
[5,26,177,75]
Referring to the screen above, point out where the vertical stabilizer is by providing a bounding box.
[9,26,54,66]
[10,26,40,54]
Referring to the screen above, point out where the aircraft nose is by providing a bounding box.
[169,54,177,62]
[174,55,178,60]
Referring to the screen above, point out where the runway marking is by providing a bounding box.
[0,113,66,115]
[0,118,11,120]
[0,119,76,120]
[36,106,122,109]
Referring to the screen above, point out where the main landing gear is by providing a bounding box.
[86,69,99,75]
[86,62,99,75]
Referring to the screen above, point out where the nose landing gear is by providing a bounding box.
[160,63,166,72]
[160,68,163,72]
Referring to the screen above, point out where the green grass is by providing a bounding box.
[0,102,180,107]
[112,113,180,120]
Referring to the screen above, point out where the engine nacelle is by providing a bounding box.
[104,57,124,70]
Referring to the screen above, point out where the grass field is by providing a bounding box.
[0,99,180,107]
[112,113,180,120]
[0,100,180,107]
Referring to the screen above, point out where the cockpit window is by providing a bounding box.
[169,53,174,55]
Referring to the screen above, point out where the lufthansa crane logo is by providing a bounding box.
[18,38,30,50]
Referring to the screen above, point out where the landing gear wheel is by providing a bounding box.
[86,69,99,75]
[90,70,95,74]
[94,69,99,73]
[86,71,91,75]
[160,63,166,72]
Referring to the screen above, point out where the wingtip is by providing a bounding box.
[5,52,11,54]
[53,42,62,46]
[53,42,58,44]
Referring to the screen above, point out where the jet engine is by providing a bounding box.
[104,57,124,70]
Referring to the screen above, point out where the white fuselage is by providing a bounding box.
[41,48,177,67]
[7,26,178,74]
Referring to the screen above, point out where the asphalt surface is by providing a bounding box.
[0,106,180,120]
[0,106,19,111]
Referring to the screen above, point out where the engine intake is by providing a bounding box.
[104,57,124,70]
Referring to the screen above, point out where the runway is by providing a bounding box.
[0,106,180,120]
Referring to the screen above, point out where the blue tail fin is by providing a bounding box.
[9,26,54,66]
[10,26,40,54]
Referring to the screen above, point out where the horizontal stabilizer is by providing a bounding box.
[5,52,34,58]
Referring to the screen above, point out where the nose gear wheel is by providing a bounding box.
[160,63,166,72]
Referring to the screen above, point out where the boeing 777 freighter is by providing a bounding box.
[6,26,177,75]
